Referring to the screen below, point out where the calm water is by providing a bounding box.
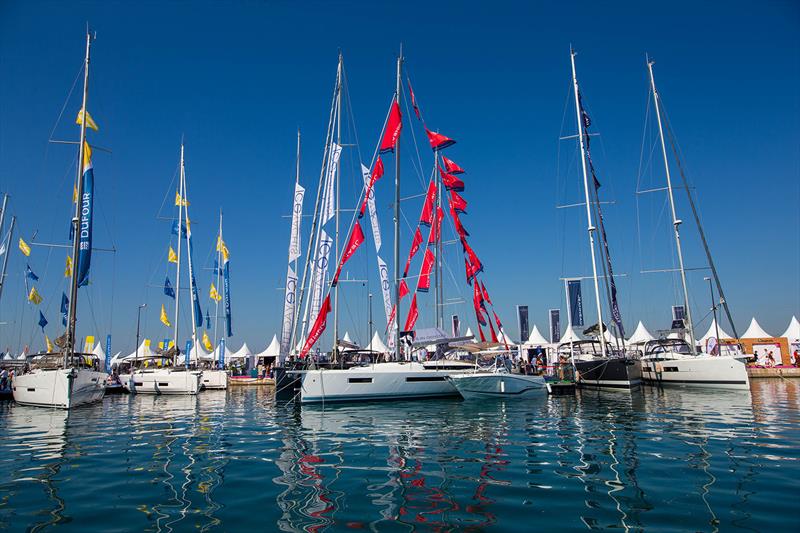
[0,380,797,532]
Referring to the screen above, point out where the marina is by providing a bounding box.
[0,1,797,530]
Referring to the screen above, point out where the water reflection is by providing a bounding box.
[0,381,796,531]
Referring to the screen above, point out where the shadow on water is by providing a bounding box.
[0,380,797,531]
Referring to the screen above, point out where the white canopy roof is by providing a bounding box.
[123,339,154,361]
[626,321,655,345]
[603,328,619,344]
[256,335,280,358]
[92,342,106,360]
[782,316,800,342]
[526,325,549,346]
[342,331,354,345]
[231,342,253,361]
[559,325,583,344]
[2,354,11,360]
[464,327,475,340]
[742,318,771,339]
[699,319,732,343]
[497,329,516,346]
[16,353,26,360]
[213,342,236,361]
[366,331,388,353]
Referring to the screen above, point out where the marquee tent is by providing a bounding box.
[626,321,655,345]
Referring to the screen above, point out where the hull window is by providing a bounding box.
[348,378,373,383]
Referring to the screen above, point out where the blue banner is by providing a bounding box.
[549,309,561,343]
[185,340,192,369]
[567,280,584,327]
[223,261,232,337]
[218,338,225,367]
[61,293,69,326]
[76,165,94,287]
[105,334,112,373]
[186,236,203,328]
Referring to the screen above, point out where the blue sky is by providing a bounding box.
[0,1,797,353]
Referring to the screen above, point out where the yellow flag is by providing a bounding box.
[174,191,189,206]
[19,238,31,256]
[45,335,54,352]
[75,108,99,131]
[202,330,213,351]
[83,140,93,169]
[158,341,164,349]
[73,184,78,204]
[28,286,42,305]
[160,304,171,327]
[64,255,73,277]
[217,235,230,262]
[209,283,222,302]
[84,335,95,351]
[168,246,178,263]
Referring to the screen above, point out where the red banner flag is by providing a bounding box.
[407,79,421,120]
[417,249,435,292]
[300,295,332,358]
[403,228,423,277]
[461,236,483,274]
[399,278,410,299]
[438,166,465,192]
[419,180,437,226]
[473,282,487,324]
[450,204,469,238]
[476,321,486,342]
[464,257,474,285]
[332,221,365,286]
[493,310,504,332]
[358,156,384,218]
[380,100,402,153]
[442,156,465,175]
[404,293,419,332]
[480,281,493,306]
[449,190,467,214]
[427,206,443,245]
[487,316,499,343]
[425,127,456,151]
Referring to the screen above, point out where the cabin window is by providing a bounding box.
[348,378,372,383]
[158,382,169,386]
[663,367,679,372]
[406,376,446,382]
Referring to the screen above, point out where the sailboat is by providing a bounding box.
[556,50,641,390]
[638,59,749,390]
[125,144,201,395]
[12,31,107,408]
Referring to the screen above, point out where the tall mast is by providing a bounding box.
[182,154,200,364]
[173,143,184,365]
[0,204,14,304]
[570,49,607,357]
[213,210,222,351]
[65,30,92,366]
[332,53,343,357]
[647,59,696,350]
[393,46,403,360]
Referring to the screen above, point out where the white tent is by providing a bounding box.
[559,325,583,344]
[626,321,655,345]
[366,331,388,353]
[782,316,800,343]
[92,342,107,370]
[742,317,771,339]
[16,353,26,360]
[497,329,516,347]
[2,354,11,361]
[698,319,732,343]
[213,342,236,362]
[256,335,280,359]
[342,331,354,344]
[231,342,253,362]
[123,339,153,361]
[603,328,619,345]
[464,327,475,340]
[526,325,549,346]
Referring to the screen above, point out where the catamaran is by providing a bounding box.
[556,49,641,390]
[637,58,748,390]
[124,144,201,395]
[12,30,107,408]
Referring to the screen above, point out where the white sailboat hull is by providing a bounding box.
[447,372,547,399]
[12,368,106,409]
[296,362,465,403]
[200,369,228,390]
[641,354,750,389]
[126,369,201,395]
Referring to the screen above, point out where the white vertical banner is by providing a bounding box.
[377,255,393,325]
[279,264,297,360]
[289,183,305,262]
[361,163,382,252]
[320,143,342,225]
[309,229,333,323]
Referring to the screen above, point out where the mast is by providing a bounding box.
[0,194,8,302]
[213,210,222,352]
[173,143,184,365]
[182,151,200,366]
[0,213,15,304]
[647,59,696,350]
[393,46,403,360]
[332,53,343,357]
[65,30,92,367]
[570,49,607,357]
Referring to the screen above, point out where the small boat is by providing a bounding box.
[447,367,546,399]
[127,367,201,395]
[228,375,274,387]
[104,374,126,394]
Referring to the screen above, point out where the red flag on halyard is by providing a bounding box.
[427,206,443,245]
[417,249,435,292]
[399,278,410,299]
[487,317,499,343]
[300,295,332,358]
[438,166,465,192]
[492,310,504,331]
[450,205,469,237]
[473,282,487,324]
[403,228,424,277]
[332,221,365,286]
[480,281,493,306]
[359,156,384,218]
[461,237,483,274]
[476,321,486,342]
[442,156,465,175]
[464,257,474,285]
[474,298,487,326]
[408,79,421,120]
[425,127,456,151]
[404,293,419,331]
[380,100,402,153]
[449,190,467,214]
[419,180,437,226]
